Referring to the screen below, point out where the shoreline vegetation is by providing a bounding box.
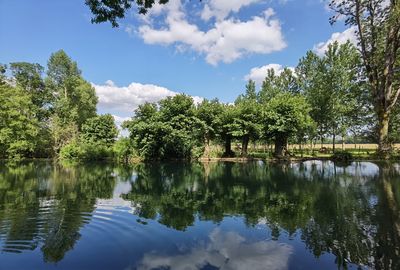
[1,47,399,163]
[2,143,399,164]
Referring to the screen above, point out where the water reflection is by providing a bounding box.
[0,160,399,269]
[138,228,293,270]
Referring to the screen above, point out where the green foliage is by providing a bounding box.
[46,50,98,153]
[59,141,84,160]
[263,93,314,148]
[297,41,366,145]
[331,150,353,162]
[196,99,223,142]
[60,141,113,161]
[329,0,400,154]
[113,137,135,161]
[0,84,40,159]
[10,62,51,121]
[233,80,262,155]
[125,94,207,160]
[85,0,172,27]
[82,114,118,146]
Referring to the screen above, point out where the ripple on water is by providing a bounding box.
[0,196,170,256]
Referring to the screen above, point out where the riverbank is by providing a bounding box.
[2,149,399,164]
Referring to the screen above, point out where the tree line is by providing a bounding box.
[123,41,398,160]
[0,40,399,160]
[0,50,117,160]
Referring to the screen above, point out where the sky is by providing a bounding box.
[0,0,356,125]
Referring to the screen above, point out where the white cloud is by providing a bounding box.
[138,0,286,65]
[93,81,178,114]
[313,26,357,56]
[93,80,203,118]
[137,228,293,270]
[245,63,294,85]
[200,0,261,21]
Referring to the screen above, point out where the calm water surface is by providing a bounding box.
[0,160,399,269]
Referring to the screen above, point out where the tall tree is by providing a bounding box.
[46,50,98,152]
[10,62,54,156]
[216,104,237,157]
[297,42,367,151]
[233,80,262,156]
[297,51,334,146]
[0,83,40,158]
[263,93,314,157]
[196,99,223,157]
[10,62,51,121]
[329,0,400,155]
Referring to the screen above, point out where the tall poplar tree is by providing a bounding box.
[329,0,400,155]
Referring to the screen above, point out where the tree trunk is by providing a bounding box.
[342,133,345,150]
[241,135,249,156]
[299,139,303,158]
[378,111,391,157]
[224,136,233,157]
[321,136,324,149]
[274,136,287,157]
[332,133,336,153]
[204,137,210,158]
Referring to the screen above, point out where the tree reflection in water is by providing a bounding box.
[0,160,399,269]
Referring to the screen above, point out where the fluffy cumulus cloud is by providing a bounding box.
[245,63,294,85]
[201,0,261,21]
[137,0,286,65]
[92,80,203,127]
[137,228,293,270]
[313,26,357,56]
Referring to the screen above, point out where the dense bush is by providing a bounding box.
[59,141,83,160]
[331,150,353,162]
[113,138,135,162]
[60,141,113,161]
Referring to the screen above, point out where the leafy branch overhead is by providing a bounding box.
[85,0,171,27]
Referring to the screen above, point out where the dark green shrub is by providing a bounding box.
[59,141,83,160]
[60,141,112,161]
[331,150,353,162]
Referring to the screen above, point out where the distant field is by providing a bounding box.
[287,143,400,150]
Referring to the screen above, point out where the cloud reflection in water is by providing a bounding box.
[137,228,293,270]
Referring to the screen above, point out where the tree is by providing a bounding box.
[323,41,367,151]
[125,95,206,160]
[233,80,262,156]
[81,114,118,147]
[85,0,171,27]
[297,51,334,147]
[258,69,282,104]
[9,62,51,121]
[9,62,54,156]
[329,0,400,155]
[46,50,98,153]
[0,83,40,159]
[196,99,224,157]
[297,42,367,151]
[263,93,314,157]
[216,104,237,157]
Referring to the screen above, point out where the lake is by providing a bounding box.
[0,160,399,269]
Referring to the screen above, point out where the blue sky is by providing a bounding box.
[0,0,354,122]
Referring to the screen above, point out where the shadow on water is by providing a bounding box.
[0,160,399,269]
